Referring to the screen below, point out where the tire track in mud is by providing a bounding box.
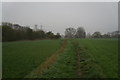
[25,39,68,78]
[76,49,82,77]
[73,41,106,78]
[73,42,82,78]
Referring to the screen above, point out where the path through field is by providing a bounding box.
[3,39,118,78]
[76,48,82,77]
[25,40,68,78]
[72,41,82,78]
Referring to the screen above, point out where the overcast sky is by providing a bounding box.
[2,2,118,35]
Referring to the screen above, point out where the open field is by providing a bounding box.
[2,39,118,78]
[2,2,119,79]
[40,39,118,78]
[40,40,77,78]
[3,40,62,78]
[77,39,118,78]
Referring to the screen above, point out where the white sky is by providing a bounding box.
[2,2,118,35]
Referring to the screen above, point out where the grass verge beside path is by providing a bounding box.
[75,39,118,78]
[41,39,118,78]
[3,40,62,78]
[3,38,118,78]
[25,39,68,78]
[40,40,77,78]
[72,40,105,78]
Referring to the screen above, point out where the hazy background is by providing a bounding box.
[2,2,118,35]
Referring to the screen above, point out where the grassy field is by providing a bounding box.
[40,39,118,78]
[0,42,2,78]
[77,39,118,78]
[3,40,62,78]
[2,38,118,78]
[41,40,77,78]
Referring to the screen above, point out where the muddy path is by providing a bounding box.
[25,39,68,78]
[72,42,82,78]
[73,41,105,78]
[76,49,82,77]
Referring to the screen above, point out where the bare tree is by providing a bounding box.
[75,27,86,38]
[86,32,91,38]
[65,27,76,38]
[92,31,102,38]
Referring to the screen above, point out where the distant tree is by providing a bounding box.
[86,32,91,38]
[65,27,76,38]
[26,27,34,40]
[54,33,61,39]
[2,22,62,41]
[75,27,86,38]
[110,31,120,38]
[102,33,110,38]
[46,31,55,39]
[92,31,102,38]
[2,22,13,27]
[37,30,46,39]
[0,25,2,42]
[106,32,111,38]
[2,22,15,41]
[13,24,21,30]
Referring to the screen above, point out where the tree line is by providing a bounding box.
[1,22,119,42]
[2,22,61,42]
[65,27,120,38]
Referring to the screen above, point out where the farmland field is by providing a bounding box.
[2,39,118,78]
[77,39,118,78]
[2,40,62,78]
[40,39,118,78]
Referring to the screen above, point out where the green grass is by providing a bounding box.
[41,40,77,78]
[40,38,118,78]
[0,42,2,78]
[3,40,62,78]
[76,38,118,78]
[2,38,118,78]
